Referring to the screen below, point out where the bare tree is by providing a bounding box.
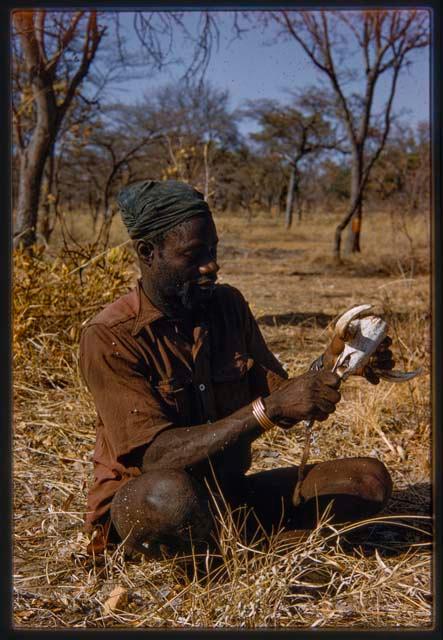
[48,81,241,245]
[12,11,105,249]
[12,10,224,250]
[84,105,165,246]
[245,98,340,228]
[210,145,286,217]
[38,91,99,244]
[266,9,429,259]
[145,81,240,199]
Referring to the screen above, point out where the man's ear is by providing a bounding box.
[134,239,155,267]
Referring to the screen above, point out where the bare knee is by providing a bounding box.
[110,469,212,555]
[354,458,393,507]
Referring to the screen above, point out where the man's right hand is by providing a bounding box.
[265,370,342,427]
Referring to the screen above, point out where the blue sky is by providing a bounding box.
[104,10,430,137]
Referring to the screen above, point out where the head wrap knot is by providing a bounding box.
[117,180,211,241]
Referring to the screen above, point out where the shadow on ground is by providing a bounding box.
[339,482,432,558]
[258,311,334,328]
[257,309,427,328]
[219,245,305,260]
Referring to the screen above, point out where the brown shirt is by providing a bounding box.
[79,280,287,531]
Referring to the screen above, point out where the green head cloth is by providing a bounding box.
[117,180,211,241]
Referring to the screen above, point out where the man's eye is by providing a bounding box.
[182,245,217,260]
[183,250,197,258]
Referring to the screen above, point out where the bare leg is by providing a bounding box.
[110,458,392,555]
[224,457,393,534]
[297,456,393,527]
[110,469,213,557]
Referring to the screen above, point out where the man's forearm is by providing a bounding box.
[142,401,264,471]
[141,367,342,471]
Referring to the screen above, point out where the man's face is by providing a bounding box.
[149,215,220,314]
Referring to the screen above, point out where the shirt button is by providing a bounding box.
[198,384,206,392]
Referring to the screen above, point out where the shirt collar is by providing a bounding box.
[131,279,164,336]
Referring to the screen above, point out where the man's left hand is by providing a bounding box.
[360,335,395,384]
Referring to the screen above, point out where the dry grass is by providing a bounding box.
[13,206,433,629]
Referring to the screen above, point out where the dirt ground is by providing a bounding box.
[13,208,433,628]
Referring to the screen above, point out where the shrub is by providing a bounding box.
[13,245,135,387]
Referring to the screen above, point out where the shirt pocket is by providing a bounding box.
[212,353,254,418]
[155,374,192,424]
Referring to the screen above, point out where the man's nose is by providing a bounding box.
[199,260,220,276]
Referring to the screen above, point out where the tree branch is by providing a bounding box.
[35,10,47,66]
[12,105,25,152]
[320,12,358,145]
[45,12,84,78]
[57,12,105,122]
[361,60,402,187]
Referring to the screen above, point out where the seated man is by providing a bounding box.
[80,179,394,557]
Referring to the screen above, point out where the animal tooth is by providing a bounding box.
[334,304,373,339]
[376,368,422,382]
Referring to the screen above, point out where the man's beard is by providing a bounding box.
[156,270,217,316]
[177,278,217,312]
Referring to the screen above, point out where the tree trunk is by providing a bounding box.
[14,137,51,249]
[267,193,274,216]
[92,198,101,233]
[13,10,103,250]
[99,208,113,247]
[39,147,56,244]
[333,195,362,263]
[345,205,362,253]
[99,179,115,246]
[277,184,284,217]
[297,195,303,223]
[203,141,210,201]
[285,164,298,229]
[344,150,364,254]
